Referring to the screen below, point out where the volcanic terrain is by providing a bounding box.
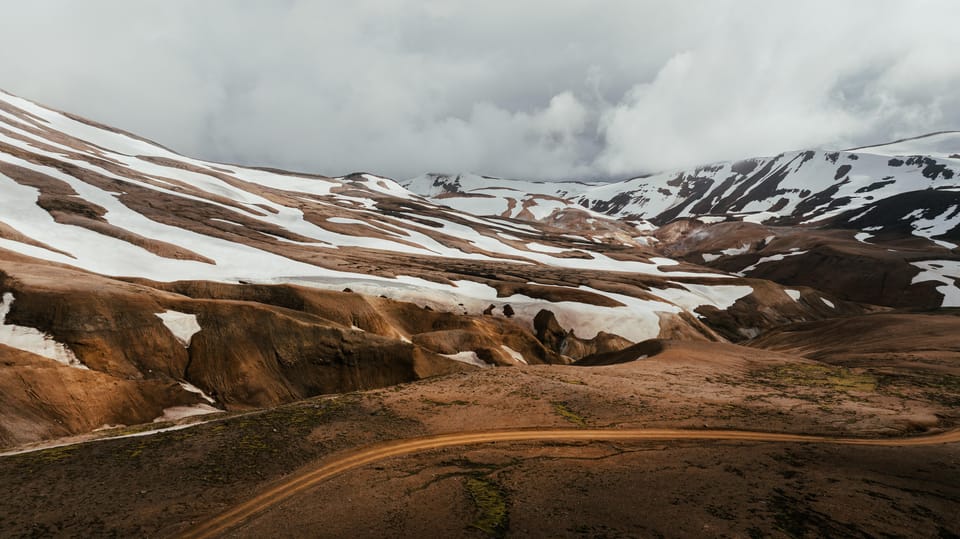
[0,91,958,538]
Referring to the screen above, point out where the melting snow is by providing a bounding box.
[153,404,221,423]
[156,310,201,347]
[0,292,87,368]
[737,251,808,276]
[652,284,754,313]
[855,232,873,243]
[934,239,958,249]
[500,345,528,365]
[179,381,216,404]
[721,244,751,257]
[911,260,960,307]
[441,351,491,369]
[525,242,566,253]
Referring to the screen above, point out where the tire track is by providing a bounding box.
[180,427,960,538]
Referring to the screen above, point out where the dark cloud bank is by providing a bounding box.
[2,0,959,180]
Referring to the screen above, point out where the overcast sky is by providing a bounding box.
[2,1,959,181]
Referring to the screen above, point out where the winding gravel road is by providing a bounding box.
[180,427,960,538]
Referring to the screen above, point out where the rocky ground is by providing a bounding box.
[2,321,958,538]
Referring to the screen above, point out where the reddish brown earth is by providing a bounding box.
[1,93,959,538]
[1,324,958,537]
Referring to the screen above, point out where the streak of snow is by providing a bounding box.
[737,251,808,276]
[179,381,216,404]
[442,351,491,368]
[500,345,528,365]
[721,244,751,257]
[153,404,221,423]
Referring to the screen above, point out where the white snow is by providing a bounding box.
[785,289,802,301]
[0,292,87,368]
[153,404,221,423]
[740,211,779,224]
[934,239,958,249]
[821,298,836,308]
[525,242,567,253]
[441,351,491,369]
[500,345,528,365]
[155,310,201,347]
[695,216,727,224]
[178,381,216,404]
[721,243,751,257]
[326,217,368,225]
[911,260,960,307]
[855,232,873,243]
[737,251,808,276]
[908,205,960,245]
[652,283,754,313]
[525,198,568,220]
[702,253,721,262]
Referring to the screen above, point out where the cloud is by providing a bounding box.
[1,1,959,180]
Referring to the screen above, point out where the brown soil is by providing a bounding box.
[1,327,958,537]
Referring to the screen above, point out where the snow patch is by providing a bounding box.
[156,310,201,347]
[911,260,960,307]
[525,242,566,253]
[785,289,802,301]
[153,404,221,423]
[721,244,751,257]
[740,211,779,224]
[821,298,836,308]
[934,239,958,249]
[653,284,754,313]
[0,292,86,368]
[442,351,491,369]
[500,345,528,365]
[179,381,216,404]
[737,251,808,276]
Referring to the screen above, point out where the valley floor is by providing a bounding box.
[2,335,959,538]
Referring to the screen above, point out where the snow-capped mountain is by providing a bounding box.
[406,135,960,247]
[1,88,958,448]
[1,90,849,446]
[404,137,960,311]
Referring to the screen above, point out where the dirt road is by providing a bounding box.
[179,427,960,538]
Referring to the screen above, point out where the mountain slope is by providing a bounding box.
[407,138,960,244]
[0,90,855,447]
[405,137,960,309]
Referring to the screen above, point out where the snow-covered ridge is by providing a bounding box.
[405,136,960,245]
[0,90,769,344]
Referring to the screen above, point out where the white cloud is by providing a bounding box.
[1,1,959,180]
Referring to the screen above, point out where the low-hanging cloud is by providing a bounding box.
[2,0,959,181]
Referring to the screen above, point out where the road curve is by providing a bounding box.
[179,427,960,539]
